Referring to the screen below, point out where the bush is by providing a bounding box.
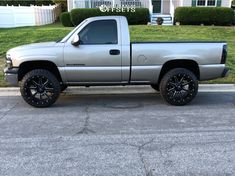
[175,7,234,26]
[60,12,73,27]
[70,8,149,26]
[233,11,235,25]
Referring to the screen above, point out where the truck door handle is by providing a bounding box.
[109,49,120,55]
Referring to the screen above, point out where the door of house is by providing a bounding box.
[152,0,162,13]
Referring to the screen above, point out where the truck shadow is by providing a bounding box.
[55,92,235,108]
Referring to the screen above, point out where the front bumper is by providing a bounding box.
[4,68,19,86]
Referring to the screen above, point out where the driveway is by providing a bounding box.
[0,85,235,176]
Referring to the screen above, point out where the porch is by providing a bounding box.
[150,0,182,25]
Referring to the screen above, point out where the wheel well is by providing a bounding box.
[158,60,200,85]
[18,61,62,82]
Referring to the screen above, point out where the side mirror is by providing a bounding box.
[71,35,80,46]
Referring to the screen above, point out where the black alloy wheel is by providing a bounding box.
[20,69,60,107]
[160,68,198,106]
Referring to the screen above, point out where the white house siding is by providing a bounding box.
[182,0,192,6]
[160,0,232,14]
[162,0,170,13]
[222,0,232,7]
[68,0,73,11]
[172,0,182,11]
[72,0,150,10]
[181,0,232,7]
[162,0,181,14]
[67,0,233,15]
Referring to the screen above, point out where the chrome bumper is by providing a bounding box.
[4,68,19,86]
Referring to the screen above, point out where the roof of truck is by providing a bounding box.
[86,16,126,21]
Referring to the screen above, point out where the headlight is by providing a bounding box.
[6,53,11,60]
[6,53,12,68]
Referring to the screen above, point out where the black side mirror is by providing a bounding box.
[71,35,80,46]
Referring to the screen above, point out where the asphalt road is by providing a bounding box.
[0,85,235,176]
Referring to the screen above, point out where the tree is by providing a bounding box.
[232,0,235,6]
[53,0,67,11]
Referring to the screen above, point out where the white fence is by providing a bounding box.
[0,4,61,28]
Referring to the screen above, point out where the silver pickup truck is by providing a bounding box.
[4,16,229,107]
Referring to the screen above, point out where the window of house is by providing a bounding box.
[197,0,206,6]
[197,0,217,6]
[79,20,118,45]
[207,0,216,6]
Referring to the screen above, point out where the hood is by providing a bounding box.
[6,41,62,67]
[7,42,56,53]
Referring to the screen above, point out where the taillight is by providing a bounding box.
[221,45,227,64]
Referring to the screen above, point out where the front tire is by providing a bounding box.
[20,69,60,108]
[160,68,198,106]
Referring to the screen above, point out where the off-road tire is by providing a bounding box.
[160,68,198,106]
[20,69,60,108]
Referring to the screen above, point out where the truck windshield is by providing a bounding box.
[60,20,87,43]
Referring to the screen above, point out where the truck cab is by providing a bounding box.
[62,16,131,84]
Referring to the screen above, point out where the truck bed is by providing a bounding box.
[130,41,226,83]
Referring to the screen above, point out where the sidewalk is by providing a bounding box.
[0,84,235,96]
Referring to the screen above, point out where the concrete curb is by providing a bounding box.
[0,84,235,96]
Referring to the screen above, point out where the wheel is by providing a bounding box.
[151,84,159,91]
[20,69,60,108]
[159,68,198,106]
[60,84,68,92]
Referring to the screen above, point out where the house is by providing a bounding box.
[67,0,233,25]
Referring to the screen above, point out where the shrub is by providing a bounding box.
[233,11,235,25]
[60,12,73,27]
[34,0,54,5]
[175,7,234,26]
[70,8,149,26]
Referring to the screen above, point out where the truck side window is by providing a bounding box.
[79,20,118,45]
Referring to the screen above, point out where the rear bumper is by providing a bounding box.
[221,67,230,78]
[199,64,229,81]
[4,68,19,86]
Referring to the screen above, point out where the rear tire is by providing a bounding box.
[20,69,60,108]
[160,68,198,106]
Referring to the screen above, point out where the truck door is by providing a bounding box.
[63,19,122,83]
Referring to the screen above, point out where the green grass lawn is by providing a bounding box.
[0,23,235,86]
